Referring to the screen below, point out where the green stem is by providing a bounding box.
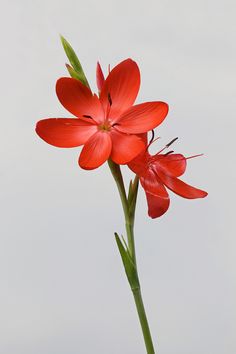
[108,160,136,263]
[108,160,155,354]
[133,289,155,354]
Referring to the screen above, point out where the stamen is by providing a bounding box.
[155,137,178,155]
[146,134,160,151]
[105,93,112,119]
[161,153,203,163]
[186,153,204,160]
[108,93,112,106]
[164,150,174,156]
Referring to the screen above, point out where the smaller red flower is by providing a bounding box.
[128,137,208,218]
[36,59,169,170]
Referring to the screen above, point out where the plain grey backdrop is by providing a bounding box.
[1,0,235,353]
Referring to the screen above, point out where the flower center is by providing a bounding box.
[98,120,112,132]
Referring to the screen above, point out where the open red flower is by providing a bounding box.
[128,138,208,218]
[36,59,169,170]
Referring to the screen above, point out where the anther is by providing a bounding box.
[164,151,174,156]
[149,130,155,145]
[146,130,156,151]
[108,93,112,106]
[166,137,178,148]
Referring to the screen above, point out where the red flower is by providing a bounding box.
[128,138,208,218]
[36,59,169,170]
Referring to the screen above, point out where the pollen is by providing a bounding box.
[98,121,111,132]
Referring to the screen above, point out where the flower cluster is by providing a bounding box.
[36,55,207,217]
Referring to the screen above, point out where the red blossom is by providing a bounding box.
[36,59,168,170]
[128,138,208,218]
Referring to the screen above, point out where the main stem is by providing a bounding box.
[108,160,155,354]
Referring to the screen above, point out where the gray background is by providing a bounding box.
[1,0,235,353]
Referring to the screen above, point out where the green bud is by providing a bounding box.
[60,35,90,88]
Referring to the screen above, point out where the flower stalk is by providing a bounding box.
[108,160,155,354]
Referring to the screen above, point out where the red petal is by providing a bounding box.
[116,102,169,134]
[140,176,170,218]
[145,191,170,218]
[79,131,112,170]
[96,62,105,93]
[100,59,140,118]
[110,129,145,164]
[140,169,167,197]
[128,147,150,176]
[56,78,104,123]
[36,118,97,147]
[154,154,186,177]
[158,171,208,199]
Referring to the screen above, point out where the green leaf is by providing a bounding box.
[115,233,140,290]
[60,35,90,88]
